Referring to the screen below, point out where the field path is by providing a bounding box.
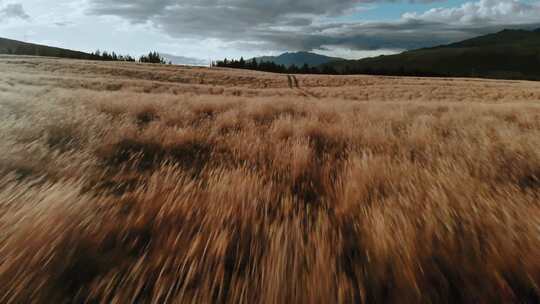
[286,75,294,88]
[288,74,320,99]
[291,75,299,88]
[287,75,300,88]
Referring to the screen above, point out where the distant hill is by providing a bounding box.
[0,37,195,65]
[253,51,343,67]
[0,37,98,60]
[161,53,209,66]
[326,28,540,80]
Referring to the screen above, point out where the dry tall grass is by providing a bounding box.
[1,56,540,303]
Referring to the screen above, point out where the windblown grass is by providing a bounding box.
[1,56,539,303]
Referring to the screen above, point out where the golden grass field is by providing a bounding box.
[1,55,540,303]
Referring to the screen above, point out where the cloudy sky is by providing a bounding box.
[1,0,539,62]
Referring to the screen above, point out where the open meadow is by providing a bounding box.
[1,55,540,303]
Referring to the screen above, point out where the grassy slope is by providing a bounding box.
[1,57,540,303]
[0,37,97,59]
[329,29,540,80]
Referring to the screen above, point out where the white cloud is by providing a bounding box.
[402,0,540,24]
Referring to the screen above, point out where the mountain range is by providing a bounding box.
[252,51,342,67]
[326,28,540,80]
[160,53,209,66]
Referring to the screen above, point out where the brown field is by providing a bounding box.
[1,55,540,303]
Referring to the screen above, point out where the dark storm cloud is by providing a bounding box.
[90,0,367,22]
[88,0,540,52]
[0,3,29,20]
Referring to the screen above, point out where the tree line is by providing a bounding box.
[91,50,171,64]
[212,57,334,74]
[212,57,444,77]
[2,45,170,65]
